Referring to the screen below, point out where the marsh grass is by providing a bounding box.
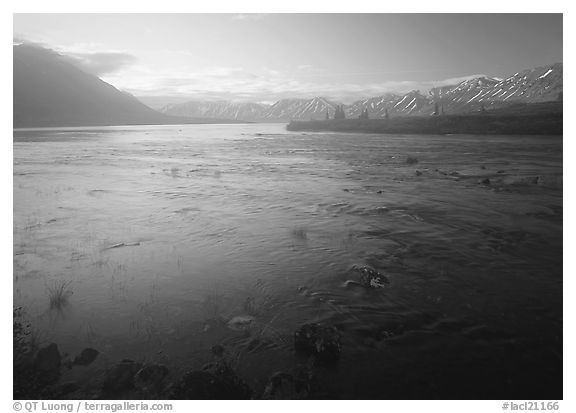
[201,291,226,318]
[47,280,73,310]
[291,228,308,240]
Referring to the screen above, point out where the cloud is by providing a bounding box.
[53,43,138,76]
[230,14,268,21]
[14,36,137,76]
[13,35,489,103]
[104,64,488,104]
[60,52,137,76]
[13,35,50,49]
[296,64,325,73]
[427,74,488,88]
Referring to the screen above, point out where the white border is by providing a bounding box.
[3,3,572,412]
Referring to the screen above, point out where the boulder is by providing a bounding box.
[102,359,143,394]
[46,381,80,399]
[72,348,99,366]
[135,364,169,392]
[294,323,341,364]
[352,265,390,288]
[170,362,252,399]
[211,345,225,358]
[34,343,61,375]
[227,315,256,331]
[262,369,313,399]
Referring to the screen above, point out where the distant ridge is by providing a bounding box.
[158,63,562,122]
[13,44,244,128]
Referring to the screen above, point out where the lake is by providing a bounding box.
[13,123,563,399]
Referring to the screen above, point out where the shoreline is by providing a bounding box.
[286,102,562,136]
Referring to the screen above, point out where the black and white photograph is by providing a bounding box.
[9,7,568,406]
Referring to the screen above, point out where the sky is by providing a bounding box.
[13,13,563,104]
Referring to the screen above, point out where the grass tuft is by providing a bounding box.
[47,280,73,310]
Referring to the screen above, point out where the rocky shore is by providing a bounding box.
[13,266,393,400]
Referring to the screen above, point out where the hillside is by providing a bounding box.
[13,44,243,128]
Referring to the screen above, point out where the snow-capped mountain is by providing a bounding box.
[160,96,339,122]
[428,63,563,114]
[155,63,562,122]
[429,76,502,114]
[160,100,270,122]
[259,98,308,120]
[261,97,338,121]
[483,63,562,103]
[345,94,400,118]
[347,91,432,118]
[346,63,562,118]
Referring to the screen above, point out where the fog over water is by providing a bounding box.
[13,124,562,398]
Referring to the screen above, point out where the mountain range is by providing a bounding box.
[158,63,563,122]
[13,42,562,128]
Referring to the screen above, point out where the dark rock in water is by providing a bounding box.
[294,323,341,364]
[263,369,314,399]
[227,315,256,331]
[34,343,61,375]
[170,362,252,399]
[479,178,491,185]
[352,265,390,288]
[170,370,215,399]
[211,345,225,358]
[263,372,297,399]
[135,364,169,391]
[406,156,419,165]
[480,165,486,170]
[415,170,423,176]
[72,348,99,366]
[47,381,80,399]
[102,359,143,394]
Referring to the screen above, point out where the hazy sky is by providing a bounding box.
[14,13,563,103]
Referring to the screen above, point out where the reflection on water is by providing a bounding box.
[13,124,562,399]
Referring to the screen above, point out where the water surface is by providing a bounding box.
[13,124,563,398]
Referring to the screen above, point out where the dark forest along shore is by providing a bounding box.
[13,124,562,399]
[287,102,563,136]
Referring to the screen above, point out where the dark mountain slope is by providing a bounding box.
[13,44,243,128]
